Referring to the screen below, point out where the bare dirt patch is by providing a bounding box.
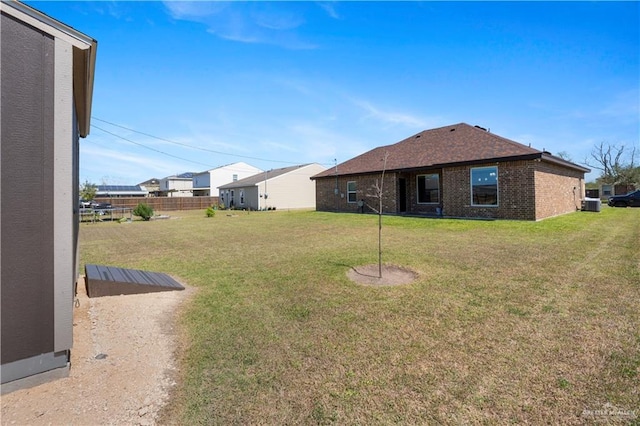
[347,264,418,286]
[1,277,194,426]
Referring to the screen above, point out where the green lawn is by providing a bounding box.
[79,207,639,424]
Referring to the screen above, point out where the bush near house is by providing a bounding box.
[132,203,154,221]
[205,206,216,218]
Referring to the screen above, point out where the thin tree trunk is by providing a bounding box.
[377,153,387,278]
[378,212,382,278]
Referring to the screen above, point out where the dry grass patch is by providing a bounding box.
[78,207,640,424]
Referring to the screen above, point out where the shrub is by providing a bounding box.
[205,206,216,218]
[133,203,154,221]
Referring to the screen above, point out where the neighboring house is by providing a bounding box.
[96,185,148,198]
[138,178,160,196]
[159,172,194,197]
[311,123,590,221]
[1,0,97,391]
[600,183,636,199]
[600,184,615,199]
[219,163,326,210]
[192,162,263,197]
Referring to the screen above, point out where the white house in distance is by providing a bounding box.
[218,163,327,210]
[159,172,194,197]
[192,162,262,197]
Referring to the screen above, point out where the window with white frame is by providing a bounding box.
[240,190,244,205]
[347,181,357,203]
[417,174,440,203]
[471,166,498,206]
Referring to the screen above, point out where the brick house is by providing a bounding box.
[311,123,590,221]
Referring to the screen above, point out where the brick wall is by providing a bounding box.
[315,173,397,214]
[534,161,584,220]
[442,161,537,220]
[315,159,585,221]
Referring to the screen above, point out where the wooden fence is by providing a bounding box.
[94,196,219,212]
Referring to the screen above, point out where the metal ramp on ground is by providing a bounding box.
[85,264,184,298]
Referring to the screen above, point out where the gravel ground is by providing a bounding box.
[1,277,194,426]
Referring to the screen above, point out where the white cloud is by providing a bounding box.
[259,140,299,153]
[599,88,639,121]
[273,77,315,96]
[349,98,443,129]
[288,122,370,162]
[163,2,227,20]
[252,6,305,31]
[317,2,341,20]
[163,2,317,49]
[80,145,177,184]
[91,1,123,19]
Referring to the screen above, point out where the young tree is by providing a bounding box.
[79,180,97,201]
[365,152,389,278]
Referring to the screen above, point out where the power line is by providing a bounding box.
[91,124,216,169]
[91,117,312,165]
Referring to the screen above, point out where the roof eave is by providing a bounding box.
[540,154,590,173]
[75,41,97,137]
[1,0,97,138]
[313,154,547,179]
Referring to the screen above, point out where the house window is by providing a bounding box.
[417,174,440,203]
[347,181,357,203]
[471,166,498,206]
[602,184,613,197]
[240,190,244,205]
[233,174,238,182]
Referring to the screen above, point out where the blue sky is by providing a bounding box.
[28,1,639,184]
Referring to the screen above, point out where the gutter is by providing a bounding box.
[540,153,590,173]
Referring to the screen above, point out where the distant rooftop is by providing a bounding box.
[97,185,144,192]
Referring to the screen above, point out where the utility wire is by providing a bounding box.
[91,124,216,169]
[91,117,321,166]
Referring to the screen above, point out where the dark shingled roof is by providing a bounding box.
[312,123,588,178]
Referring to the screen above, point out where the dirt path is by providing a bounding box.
[1,278,193,426]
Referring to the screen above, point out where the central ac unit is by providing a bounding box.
[582,198,601,212]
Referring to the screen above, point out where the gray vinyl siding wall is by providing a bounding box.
[1,12,57,365]
[1,10,77,385]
